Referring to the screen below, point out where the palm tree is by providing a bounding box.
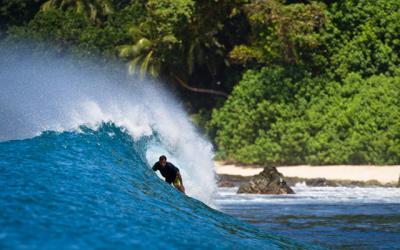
[119,25,228,97]
[118,25,178,78]
[41,0,114,23]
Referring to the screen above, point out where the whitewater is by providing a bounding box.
[0,44,216,204]
[0,45,312,249]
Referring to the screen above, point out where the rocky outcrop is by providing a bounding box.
[397,174,400,188]
[238,166,294,194]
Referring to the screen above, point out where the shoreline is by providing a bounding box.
[215,161,400,186]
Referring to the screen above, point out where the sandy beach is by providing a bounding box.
[215,162,400,184]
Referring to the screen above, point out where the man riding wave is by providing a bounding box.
[152,155,185,193]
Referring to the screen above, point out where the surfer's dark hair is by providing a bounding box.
[159,155,167,161]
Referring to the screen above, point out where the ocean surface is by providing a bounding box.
[216,185,400,249]
[0,125,310,249]
[0,47,310,249]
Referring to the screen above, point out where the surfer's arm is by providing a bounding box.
[152,163,158,171]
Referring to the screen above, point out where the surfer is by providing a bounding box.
[152,155,185,193]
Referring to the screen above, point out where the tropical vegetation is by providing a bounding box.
[1,0,399,164]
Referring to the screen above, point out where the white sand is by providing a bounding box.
[215,162,400,184]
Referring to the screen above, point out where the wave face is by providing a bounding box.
[0,45,305,249]
[0,125,302,249]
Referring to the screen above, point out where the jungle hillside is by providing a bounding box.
[2,0,400,165]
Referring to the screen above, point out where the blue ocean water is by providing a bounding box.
[0,44,317,249]
[217,187,400,249]
[0,124,308,249]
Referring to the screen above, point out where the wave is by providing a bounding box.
[0,44,215,204]
[0,124,306,249]
[0,44,310,249]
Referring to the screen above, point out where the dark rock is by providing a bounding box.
[284,177,335,187]
[237,166,294,194]
[306,178,329,186]
[397,174,400,188]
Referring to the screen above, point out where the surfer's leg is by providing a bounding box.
[173,176,185,193]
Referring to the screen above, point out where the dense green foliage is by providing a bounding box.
[1,0,399,164]
[326,1,400,78]
[211,68,400,164]
[211,0,400,165]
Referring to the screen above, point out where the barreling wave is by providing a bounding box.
[0,43,215,204]
[0,43,310,249]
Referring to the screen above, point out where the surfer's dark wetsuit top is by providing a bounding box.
[152,162,179,184]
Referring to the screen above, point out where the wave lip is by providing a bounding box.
[0,125,307,249]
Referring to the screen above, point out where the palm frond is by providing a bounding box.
[128,26,144,39]
[140,50,154,78]
[128,40,149,57]
[40,1,53,11]
[128,57,142,75]
[149,64,159,77]
[118,45,134,58]
[137,38,152,51]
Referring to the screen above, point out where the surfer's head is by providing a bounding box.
[159,155,167,167]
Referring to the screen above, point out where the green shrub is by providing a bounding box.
[211,68,400,165]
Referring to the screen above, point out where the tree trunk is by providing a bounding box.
[173,75,228,98]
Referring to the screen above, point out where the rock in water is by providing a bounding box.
[238,166,295,194]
